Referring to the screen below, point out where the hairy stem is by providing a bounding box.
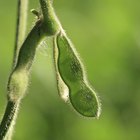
[0,101,19,140]
[39,0,61,35]
[0,1,28,140]
[0,21,44,139]
[13,0,28,67]
[0,0,58,139]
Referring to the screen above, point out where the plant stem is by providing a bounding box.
[0,21,44,139]
[39,0,61,35]
[0,0,60,139]
[0,0,28,139]
[0,101,19,140]
[13,0,28,68]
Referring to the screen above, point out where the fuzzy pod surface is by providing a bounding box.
[8,23,45,102]
[54,32,101,117]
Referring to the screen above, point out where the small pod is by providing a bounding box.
[53,32,101,117]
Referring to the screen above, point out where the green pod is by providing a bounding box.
[54,32,101,117]
[8,23,44,102]
[8,69,28,101]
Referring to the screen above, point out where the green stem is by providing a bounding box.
[0,0,61,139]
[39,0,52,19]
[0,0,28,139]
[39,0,61,35]
[13,0,28,68]
[0,22,44,140]
[0,101,19,140]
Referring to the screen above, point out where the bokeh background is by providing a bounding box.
[0,0,140,140]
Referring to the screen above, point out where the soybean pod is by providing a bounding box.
[0,22,44,140]
[54,32,101,117]
[8,23,45,102]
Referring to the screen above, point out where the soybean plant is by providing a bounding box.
[0,0,101,139]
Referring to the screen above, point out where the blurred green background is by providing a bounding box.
[0,0,140,140]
